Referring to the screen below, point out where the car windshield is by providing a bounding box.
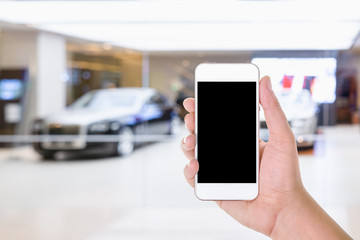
[277,90,312,107]
[71,90,139,110]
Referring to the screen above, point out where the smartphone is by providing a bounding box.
[195,63,259,200]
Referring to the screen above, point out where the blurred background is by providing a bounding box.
[0,0,360,239]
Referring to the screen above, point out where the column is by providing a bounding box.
[36,32,66,118]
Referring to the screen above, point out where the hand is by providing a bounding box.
[181,76,302,235]
[181,76,352,239]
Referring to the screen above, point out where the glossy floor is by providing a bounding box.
[0,125,359,240]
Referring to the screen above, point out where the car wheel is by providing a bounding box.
[41,151,56,160]
[115,127,135,156]
[168,116,181,135]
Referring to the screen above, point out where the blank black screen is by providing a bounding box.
[197,82,256,183]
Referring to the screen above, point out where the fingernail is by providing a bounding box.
[186,159,193,168]
[266,76,272,91]
[182,136,187,144]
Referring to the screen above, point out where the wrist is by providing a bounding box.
[269,186,310,239]
[270,188,352,240]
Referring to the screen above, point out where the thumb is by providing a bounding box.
[259,76,294,140]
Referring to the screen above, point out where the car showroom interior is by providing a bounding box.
[0,0,360,239]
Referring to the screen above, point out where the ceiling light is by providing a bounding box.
[102,43,112,51]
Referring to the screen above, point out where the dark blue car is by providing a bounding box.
[32,88,180,159]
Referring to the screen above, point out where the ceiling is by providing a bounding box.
[0,0,360,52]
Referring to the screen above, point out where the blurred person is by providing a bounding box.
[180,76,352,239]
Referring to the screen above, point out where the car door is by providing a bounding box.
[141,93,171,135]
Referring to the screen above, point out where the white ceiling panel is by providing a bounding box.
[0,0,359,51]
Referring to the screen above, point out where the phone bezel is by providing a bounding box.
[194,63,259,201]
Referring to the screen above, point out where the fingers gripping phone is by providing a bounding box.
[195,63,259,200]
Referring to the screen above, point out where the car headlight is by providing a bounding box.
[110,122,121,131]
[89,122,109,133]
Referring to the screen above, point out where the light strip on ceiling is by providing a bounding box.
[0,1,360,23]
[0,1,359,51]
[37,22,360,51]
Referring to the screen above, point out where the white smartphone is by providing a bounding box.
[195,63,259,200]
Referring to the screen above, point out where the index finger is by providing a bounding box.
[183,98,195,113]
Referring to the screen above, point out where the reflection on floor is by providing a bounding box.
[0,125,359,240]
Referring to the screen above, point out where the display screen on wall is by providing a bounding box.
[0,79,23,100]
[252,58,337,103]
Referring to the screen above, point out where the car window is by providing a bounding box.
[71,91,138,110]
[277,90,312,107]
[148,93,168,106]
